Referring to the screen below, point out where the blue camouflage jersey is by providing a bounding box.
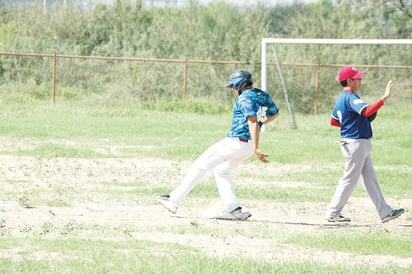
[227,88,279,140]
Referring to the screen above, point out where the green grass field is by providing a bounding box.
[0,92,411,273]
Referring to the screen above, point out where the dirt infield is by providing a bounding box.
[0,155,410,268]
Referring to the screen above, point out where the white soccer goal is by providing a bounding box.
[261,38,412,129]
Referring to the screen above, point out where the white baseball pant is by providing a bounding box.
[169,137,253,212]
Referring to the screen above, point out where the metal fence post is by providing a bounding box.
[183,59,188,99]
[314,64,320,114]
[52,52,57,103]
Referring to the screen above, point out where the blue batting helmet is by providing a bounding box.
[226,69,253,90]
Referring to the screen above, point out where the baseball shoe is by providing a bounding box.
[326,215,351,223]
[381,208,405,223]
[154,194,177,214]
[215,207,251,221]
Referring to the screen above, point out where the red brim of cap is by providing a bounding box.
[352,71,365,79]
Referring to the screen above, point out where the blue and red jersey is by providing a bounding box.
[331,91,373,139]
[227,88,279,140]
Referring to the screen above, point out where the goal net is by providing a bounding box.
[261,38,412,129]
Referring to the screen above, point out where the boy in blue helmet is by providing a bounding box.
[155,69,279,220]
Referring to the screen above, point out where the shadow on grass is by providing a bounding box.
[250,219,350,228]
[251,219,410,228]
[170,214,409,228]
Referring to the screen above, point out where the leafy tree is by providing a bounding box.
[0,0,410,112]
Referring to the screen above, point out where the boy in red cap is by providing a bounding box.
[325,66,405,223]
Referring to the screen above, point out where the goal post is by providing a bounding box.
[261,38,412,129]
[261,38,412,91]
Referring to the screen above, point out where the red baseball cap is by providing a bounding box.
[338,66,365,82]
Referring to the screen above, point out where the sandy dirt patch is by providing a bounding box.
[0,154,410,269]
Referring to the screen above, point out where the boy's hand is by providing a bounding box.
[255,149,270,163]
[381,80,393,101]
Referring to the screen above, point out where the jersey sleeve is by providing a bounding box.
[331,106,339,122]
[348,94,368,115]
[265,95,279,117]
[362,99,384,116]
[330,117,341,127]
[238,94,256,117]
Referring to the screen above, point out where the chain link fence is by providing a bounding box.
[1,52,411,114]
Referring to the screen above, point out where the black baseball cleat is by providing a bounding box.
[326,215,351,223]
[381,208,405,223]
[214,207,251,221]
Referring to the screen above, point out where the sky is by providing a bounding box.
[197,0,318,5]
[2,0,319,10]
[3,0,318,7]
[143,0,318,8]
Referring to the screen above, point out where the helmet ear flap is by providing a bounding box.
[235,79,246,91]
[236,78,253,91]
[226,69,253,90]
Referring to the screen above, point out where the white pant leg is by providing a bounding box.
[326,139,366,218]
[361,142,393,219]
[214,145,253,211]
[170,138,252,207]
